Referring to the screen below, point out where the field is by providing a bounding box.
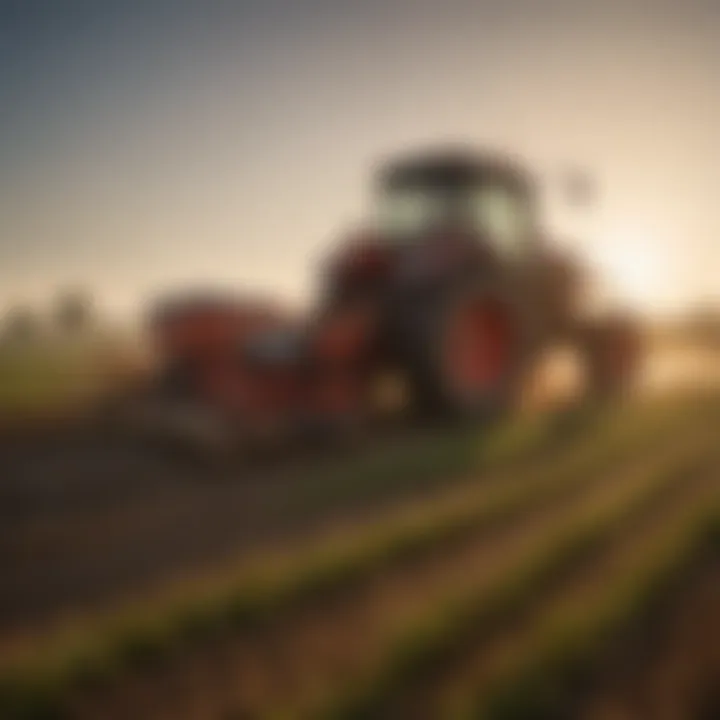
[1,376,720,720]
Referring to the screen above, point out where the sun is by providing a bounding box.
[590,227,667,310]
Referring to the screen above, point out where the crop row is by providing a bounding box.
[306,430,720,719]
[472,500,720,720]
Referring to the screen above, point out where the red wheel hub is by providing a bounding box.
[444,297,515,396]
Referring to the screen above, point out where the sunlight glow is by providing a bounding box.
[591,227,668,310]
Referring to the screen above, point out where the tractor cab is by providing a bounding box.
[323,149,540,307]
[372,148,538,259]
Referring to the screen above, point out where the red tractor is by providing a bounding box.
[131,147,641,457]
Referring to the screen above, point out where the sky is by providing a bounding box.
[1,0,719,318]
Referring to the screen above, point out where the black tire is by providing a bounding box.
[397,278,530,422]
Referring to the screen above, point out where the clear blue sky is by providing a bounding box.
[1,0,719,316]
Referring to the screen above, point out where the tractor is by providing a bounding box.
[128,146,641,458]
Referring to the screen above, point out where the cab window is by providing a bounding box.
[375,188,446,239]
[468,185,531,255]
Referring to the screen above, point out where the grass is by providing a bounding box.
[273,389,712,534]
[306,428,719,720]
[0,349,91,415]
[272,407,560,520]
[0,335,141,419]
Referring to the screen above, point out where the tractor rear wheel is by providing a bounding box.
[403,281,527,422]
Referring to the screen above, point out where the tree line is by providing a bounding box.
[1,290,96,345]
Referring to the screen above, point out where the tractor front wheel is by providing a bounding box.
[577,315,643,405]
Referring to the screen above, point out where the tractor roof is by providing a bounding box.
[377,146,536,196]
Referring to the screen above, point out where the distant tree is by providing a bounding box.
[1,305,39,345]
[54,289,95,335]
